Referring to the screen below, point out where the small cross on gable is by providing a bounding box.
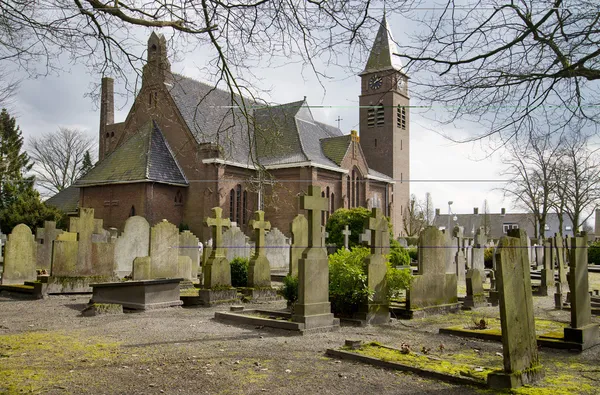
[205,207,231,258]
[300,185,329,248]
[250,210,271,257]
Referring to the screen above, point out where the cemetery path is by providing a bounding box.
[0,296,483,395]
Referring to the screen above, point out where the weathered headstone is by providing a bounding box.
[396,237,408,248]
[132,220,191,280]
[248,210,271,288]
[356,208,390,324]
[264,228,289,272]
[179,230,201,281]
[564,233,599,349]
[0,224,37,285]
[292,185,338,331]
[0,230,6,263]
[342,226,352,251]
[539,241,554,296]
[203,207,232,288]
[407,226,458,311]
[487,230,543,389]
[455,250,466,283]
[114,216,150,278]
[35,221,63,271]
[463,268,486,308]
[554,234,567,285]
[359,229,371,246]
[471,227,486,277]
[289,214,307,277]
[69,208,105,275]
[222,225,251,261]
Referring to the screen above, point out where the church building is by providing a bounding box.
[67,16,410,240]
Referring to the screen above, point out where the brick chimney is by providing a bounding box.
[501,207,506,216]
[99,77,114,161]
[435,208,440,217]
[473,207,479,215]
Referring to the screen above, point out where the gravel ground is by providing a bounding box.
[1,285,600,395]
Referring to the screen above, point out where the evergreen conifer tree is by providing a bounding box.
[81,150,93,176]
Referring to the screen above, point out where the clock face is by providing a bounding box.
[397,77,406,90]
[368,75,383,90]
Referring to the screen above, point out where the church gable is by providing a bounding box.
[338,131,371,176]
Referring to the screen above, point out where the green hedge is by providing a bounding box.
[589,241,600,265]
[230,257,249,287]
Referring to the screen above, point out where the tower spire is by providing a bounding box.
[362,15,404,74]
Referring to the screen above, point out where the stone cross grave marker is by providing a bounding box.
[203,207,232,288]
[292,185,338,331]
[0,224,37,285]
[487,230,543,389]
[342,225,351,251]
[36,221,63,271]
[357,208,390,324]
[289,214,308,277]
[564,233,599,349]
[248,210,272,287]
[70,208,104,275]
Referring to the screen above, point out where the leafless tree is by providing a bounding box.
[554,134,600,232]
[501,133,563,239]
[28,128,96,196]
[481,199,491,238]
[399,0,600,143]
[403,194,425,237]
[422,192,434,226]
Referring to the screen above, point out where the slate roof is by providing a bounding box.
[254,99,344,168]
[362,15,405,74]
[75,121,188,187]
[45,185,80,214]
[168,74,255,165]
[433,212,575,240]
[321,135,351,165]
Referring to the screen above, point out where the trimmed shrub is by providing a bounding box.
[325,207,372,250]
[280,275,298,305]
[230,257,249,287]
[389,239,410,266]
[484,247,494,269]
[407,246,418,263]
[589,241,600,265]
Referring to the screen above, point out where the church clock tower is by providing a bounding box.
[359,16,410,236]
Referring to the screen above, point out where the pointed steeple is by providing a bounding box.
[362,16,404,74]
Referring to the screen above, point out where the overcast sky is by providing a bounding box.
[9,10,518,217]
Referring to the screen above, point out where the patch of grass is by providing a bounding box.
[0,331,120,394]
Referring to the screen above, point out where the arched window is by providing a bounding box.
[352,169,357,207]
[346,176,351,208]
[330,193,335,214]
[129,205,136,217]
[242,190,248,224]
[235,184,242,225]
[229,189,235,221]
[174,190,183,206]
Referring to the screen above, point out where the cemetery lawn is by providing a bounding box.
[0,289,599,394]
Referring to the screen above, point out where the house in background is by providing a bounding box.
[433,207,575,240]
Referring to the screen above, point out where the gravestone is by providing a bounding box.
[471,227,486,276]
[342,226,352,251]
[464,238,472,269]
[133,220,192,281]
[51,232,79,277]
[203,207,232,288]
[114,216,150,278]
[359,229,371,246]
[396,237,408,248]
[539,241,554,296]
[407,226,458,311]
[69,208,105,275]
[487,230,543,389]
[35,221,63,271]
[356,208,390,324]
[291,185,338,332]
[0,230,6,263]
[179,230,201,281]
[264,228,289,272]
[455,250,466,283]
[554,234,567,284]
[0,224,37,285]
[289,214,308,277]
[564,233,599,349]
[248,210,271,288]
[222,226,251,261]
[463,268,486,308]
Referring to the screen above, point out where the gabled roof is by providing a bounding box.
[362,15,405,74]
[321,135,351,166]
[45,185,80,214]
[75,121,188,187]
[168,74,255,166]
[254,99,344,168]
